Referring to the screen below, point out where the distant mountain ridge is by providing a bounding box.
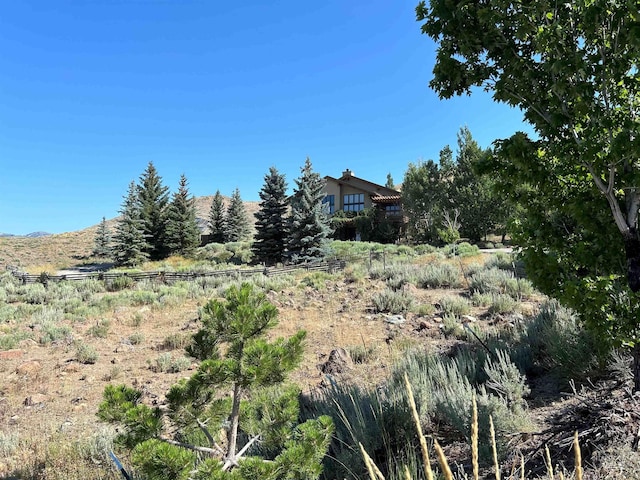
[0,231,51,238]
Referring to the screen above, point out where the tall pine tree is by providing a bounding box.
[165,174,201,257]
[225,188,250,242]
[253,167,288,265]
[112,182,148,267]
[287,158,331,262]
[92,217,111,258]
[137,162,169,260]
[208,190,226,243]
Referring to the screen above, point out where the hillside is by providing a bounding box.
[0,196,259,271]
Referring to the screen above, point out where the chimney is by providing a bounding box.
[342,169,353,178]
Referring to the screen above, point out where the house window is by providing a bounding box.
[322,195,335,214]
[343,193,364,212]
[385,204,402,216]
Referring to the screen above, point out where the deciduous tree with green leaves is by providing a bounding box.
[417,0,640,386]
[253,167,289,265]
[225,188,251,243]
[209,190,226,244]
[112,182,148,267]
[165,174,201,257]
[137,161,170,260]
[287,158,332,262]
[98,283,333,479]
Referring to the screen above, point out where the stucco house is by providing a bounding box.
[323,169,404,240]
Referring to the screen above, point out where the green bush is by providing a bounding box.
[372,289,414,314]
[152,353,192,373]
[417,263,462,288]
[470,267,514,294]
[162,333,191,350]
[76,343,99,364]
[88,319,111,338]
[128,332,144,345]
[471,291,493,307]
[488,293,519,315]
[107,275,135,292]
[438,295,471,317]
[519,300,605,383]
[442,241,480,258]
[484,252,515,271]
[0,330,32,350]
[300,271,334,290]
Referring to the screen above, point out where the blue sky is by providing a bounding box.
[0,0,530,235]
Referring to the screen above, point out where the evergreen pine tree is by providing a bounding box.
[137,162,169,260]
[98,283,333,478]
[111,182,148,267]
[92,217,111,258]
[208,190,226,243]
[253,167,288,265]
[224,188,250,242]
[385,173,395,189]
[287,157,331,262]
[165,174,201,257]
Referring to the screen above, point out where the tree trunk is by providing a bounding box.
[623,227,640,293]
[634,344,640,393]
[225,383,242,465]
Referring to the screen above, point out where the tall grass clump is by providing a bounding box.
[372,288,414,314]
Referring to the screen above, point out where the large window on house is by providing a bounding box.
[343,193,365,212]
[322,195,335,214]
[385,204,402,216]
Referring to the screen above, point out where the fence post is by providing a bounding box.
[383,251,386,271]
[369,249,373,271]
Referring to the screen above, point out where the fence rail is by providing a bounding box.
[6,260,347,285]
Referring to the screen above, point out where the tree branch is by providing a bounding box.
[158,437,221,456]
[221,436,261,471]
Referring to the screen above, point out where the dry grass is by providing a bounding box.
[360,386,585,480]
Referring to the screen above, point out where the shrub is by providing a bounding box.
[162,332,191,350]
[87,319,111,338]
[76,343,99,364]
[300,271,334,290]
[107,275,135,292]
[413,244,437,255]
[470,267,514,294]
[441,313,464,338]
[484,252,515,271]
[443,241,480,258]
[519,300,605,383]
[417,263,462,288]
[488,293,519,315]
[128,332,144,345]
[415,303,436,316]
[471,291,493,307]
[347,344,379,364]
[152,353,191,373]
[0,330,32,350]
[387,348,531,461]
[438,295,471,317]
[372,289,414,314]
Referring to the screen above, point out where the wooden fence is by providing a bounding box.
[6,260,347,286]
